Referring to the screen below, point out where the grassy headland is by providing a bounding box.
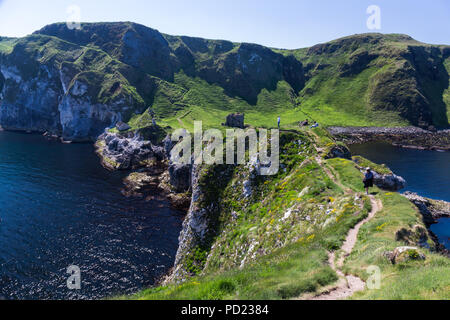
[118,128,449,300]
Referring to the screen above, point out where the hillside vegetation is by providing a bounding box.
[35,25,450,129]
[1,23,448,141]
[119,128,449,300]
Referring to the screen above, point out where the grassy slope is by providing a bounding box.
[132,36,450,132]
[290,43,445,127]
[346,192,450,300]
[8,26,448,132]
[0,38,16,54]
[121,128,449,300]
[444,57,450,122]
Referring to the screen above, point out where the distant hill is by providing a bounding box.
[0,22,448,141]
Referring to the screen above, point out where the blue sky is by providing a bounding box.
[0,0,448,48]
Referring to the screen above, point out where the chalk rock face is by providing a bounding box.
[225,113,245,129]
[165,165,214,282]
[0,64,61,134]
[0,35,142,142]
[96,132,156,170]
[59,92,124,142]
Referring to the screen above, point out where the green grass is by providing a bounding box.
[344,192,450,300]
[128,244,335,300]
[119,130,380,300]
[352,156,393,175]
[121,129,449,301]
[0,38,16,54]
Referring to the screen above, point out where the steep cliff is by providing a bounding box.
[290,34,450,129]
[131,128,449,300]
[1,24,449,142]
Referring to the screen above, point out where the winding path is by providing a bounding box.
[310,196,383,300]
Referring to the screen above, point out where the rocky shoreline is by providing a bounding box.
[328,126,450,151]
[403,192,450,224]
[95,131,191,211]
[402,192,450,255]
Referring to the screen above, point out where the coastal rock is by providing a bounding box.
[165,165,214,283]
[403,192,450,224]
[169,162,192,193]
[372,172,407,191]
[325,144,352,160]
[96,132,156,170]
[328,127,450,151]
[163,134,176,157]
[122,172,159,198]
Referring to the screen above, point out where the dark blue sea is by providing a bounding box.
[0,131,184,300]
[350,142,450,249]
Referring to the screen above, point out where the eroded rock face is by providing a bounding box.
[165,165,213,283]
[169,162,192,193]
[0,64,61,134]
[59,93,123,142]
[325,144,352,160]
[0,35,141,142]
[403,192,450,224]
[96,132,156,170]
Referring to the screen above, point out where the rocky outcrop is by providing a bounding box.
[403,192,450,225]
[96,131,157,170]
[328,127,450,151]
[353,160,407,191]
[225,113,245,129]
[168,162,192,193]
[164,164,215,283]
[372,172,407,191]
[116,121,131,132]
[384,246,426,264]
[325,144,352,160]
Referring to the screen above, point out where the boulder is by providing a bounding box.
[395,225,429,248]
[325,144,352,160]
[225,113,245,129]
[384,246,426,264]
[116,121,131,132]
[373,172,407,191]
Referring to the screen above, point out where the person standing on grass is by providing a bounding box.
[364,167,374,195]
[277,116,281,129]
